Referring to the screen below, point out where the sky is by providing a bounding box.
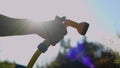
[0,0,120,67]
[85,0,120,34]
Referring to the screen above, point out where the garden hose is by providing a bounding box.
[27,40,51,68]
[27,49,42,68]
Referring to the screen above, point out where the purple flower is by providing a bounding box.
[82,56,95,68]
[66,47,78,60]
[66,42,95,68]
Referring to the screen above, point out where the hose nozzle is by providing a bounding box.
[64,19,89,35]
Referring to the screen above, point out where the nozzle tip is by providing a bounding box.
[81,23,89,35]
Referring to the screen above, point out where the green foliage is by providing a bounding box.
[0,61,26,68]
[0,61,15,68]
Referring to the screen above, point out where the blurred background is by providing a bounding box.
[0,0,120,68]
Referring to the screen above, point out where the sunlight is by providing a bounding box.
[28,16,53,24]
[29,18,42,24]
